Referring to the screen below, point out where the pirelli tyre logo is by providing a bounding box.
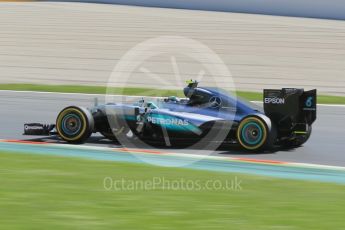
[264,97,285,105]
[147,116,189,126]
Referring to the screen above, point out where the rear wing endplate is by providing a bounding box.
[263,88,317,126]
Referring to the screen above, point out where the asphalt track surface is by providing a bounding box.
[0,2,345,95]
[1,90,345,167]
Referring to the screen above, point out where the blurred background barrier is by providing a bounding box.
[53,0,345,20]
[0,2,344,95]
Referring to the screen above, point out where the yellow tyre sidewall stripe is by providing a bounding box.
[56,108,87,142]
[237,117,268,150]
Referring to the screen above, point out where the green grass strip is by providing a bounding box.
[0,83,344,104]
[0,151,345,229]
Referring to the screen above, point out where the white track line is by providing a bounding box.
[1,89,344,107]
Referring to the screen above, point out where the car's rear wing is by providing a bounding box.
[263,88,317,128]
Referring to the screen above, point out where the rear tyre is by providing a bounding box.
[56,106,94,144]
[237,116,273,151]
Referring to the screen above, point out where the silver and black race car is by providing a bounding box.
[24,81,317,151]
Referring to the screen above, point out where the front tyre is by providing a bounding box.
[237,116,273,151]
[56,106,94,143]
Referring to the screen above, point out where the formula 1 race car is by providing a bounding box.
[24,81,317,151]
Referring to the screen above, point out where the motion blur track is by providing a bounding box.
[0,2,344,183]
[1,90,345,169]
